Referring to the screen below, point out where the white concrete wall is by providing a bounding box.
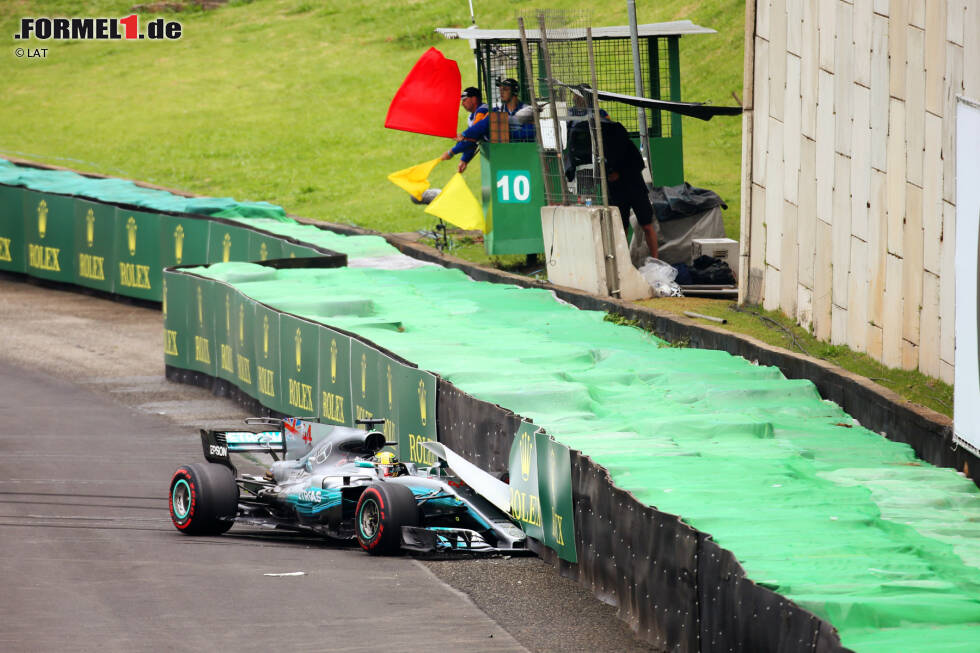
[740,0,980,383]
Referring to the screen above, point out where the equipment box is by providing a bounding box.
[691,238,739,278]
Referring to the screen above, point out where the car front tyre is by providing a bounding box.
[355,483,419,555]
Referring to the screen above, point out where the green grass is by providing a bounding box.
[632,297,955,417]
[0,0,744,240]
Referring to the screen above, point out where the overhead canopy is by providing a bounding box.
[589,88,742,121]
[436,20,715,42]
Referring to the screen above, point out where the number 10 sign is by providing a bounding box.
[495,170,532,204]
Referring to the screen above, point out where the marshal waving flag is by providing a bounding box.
[384,48,461,139]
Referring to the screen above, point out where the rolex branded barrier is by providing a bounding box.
[433,379,848,652]
[0,183,330,302]
[162,265,579,565]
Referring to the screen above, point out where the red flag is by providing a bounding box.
[384,47,461,138]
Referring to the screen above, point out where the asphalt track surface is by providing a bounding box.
[0,275,657,653]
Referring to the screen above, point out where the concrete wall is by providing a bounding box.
[739,0,980,383]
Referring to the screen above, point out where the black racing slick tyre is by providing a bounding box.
[169,463,239,535]
[355,483,420,555]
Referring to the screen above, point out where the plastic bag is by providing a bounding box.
[638,257,683,297]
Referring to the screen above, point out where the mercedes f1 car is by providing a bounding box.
[168,417,527,555]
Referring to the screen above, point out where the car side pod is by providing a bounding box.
[169,462,239,536]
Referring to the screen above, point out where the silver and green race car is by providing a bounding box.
[168,417,527,555]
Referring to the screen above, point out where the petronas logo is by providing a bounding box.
[330,339,338,383]
[239,305,245,344]
[196,287,204,327]
[126,217,137,256]
[174,225,185,264]
[260,242,269,261]
[225,294,231,334]
[360,353,367,398]
[222,233,232,262]
[37,200,48,238]
[386,364,393,409]
[418,379,427,426]
[519,431,534,482]
[263,316,269,357]
[85,209,95,247]
[295,328,302,372]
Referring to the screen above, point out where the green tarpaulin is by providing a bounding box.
[188,259,980,652]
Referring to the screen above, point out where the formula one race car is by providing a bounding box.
[168,417,527,555]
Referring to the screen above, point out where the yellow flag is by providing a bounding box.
[425,173,486,232]
[387,158,441,201]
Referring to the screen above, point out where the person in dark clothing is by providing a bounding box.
[565,114,659,259]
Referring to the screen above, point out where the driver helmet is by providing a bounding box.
[373,451,400,477]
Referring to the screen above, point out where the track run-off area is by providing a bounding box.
[0,276,656,653]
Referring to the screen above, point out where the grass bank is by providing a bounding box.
[0,0,744,261]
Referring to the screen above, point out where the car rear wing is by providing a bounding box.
[201,429,285,466]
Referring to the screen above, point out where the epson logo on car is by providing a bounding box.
[209,444,228,457]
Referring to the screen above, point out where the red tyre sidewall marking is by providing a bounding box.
[359,488,385,550]
[169,469,197,530]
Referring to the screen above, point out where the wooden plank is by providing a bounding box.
[847,236,870,353]
[908,0,925,28]
[919,270,941,378]
[922,112,943,274]
[813,219,834,340]
[881,253,904,368]
[905,26,926,187]
[940,360,953,385]
[764,264,782,312]
[867,324,884,361]
[801,0,819,139]
[834,1,854,156]
[769,0,788,122]
[870,14,889,171]
[873,0,889,17]
[819,0,836,72]
[753,38,770,185]
[831,304,849,345]
[965,1,980,99]
[866,170,888,337]
[888,0,907,99]
[784,54,802,206]
[766,116,785,271]
[947,0,965,46]
[780,201,799,315]
[886,98,906,256]
[850,85,871,242]
[797,284,813,331]
[940,200,955,367]
[757,0,771,41]
[787,0,803,56]
[833,153,852,306]
[943,43,964,203]
[816,70,835,224]
[798,136,817,289]
[903,182,924,348]
[749,183,768,304]
[853,0,873,87]
[902,339,919,370]
[924,0,946,117]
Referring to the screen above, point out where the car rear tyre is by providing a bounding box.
[355,483,419,555]
[169,462,238,535]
